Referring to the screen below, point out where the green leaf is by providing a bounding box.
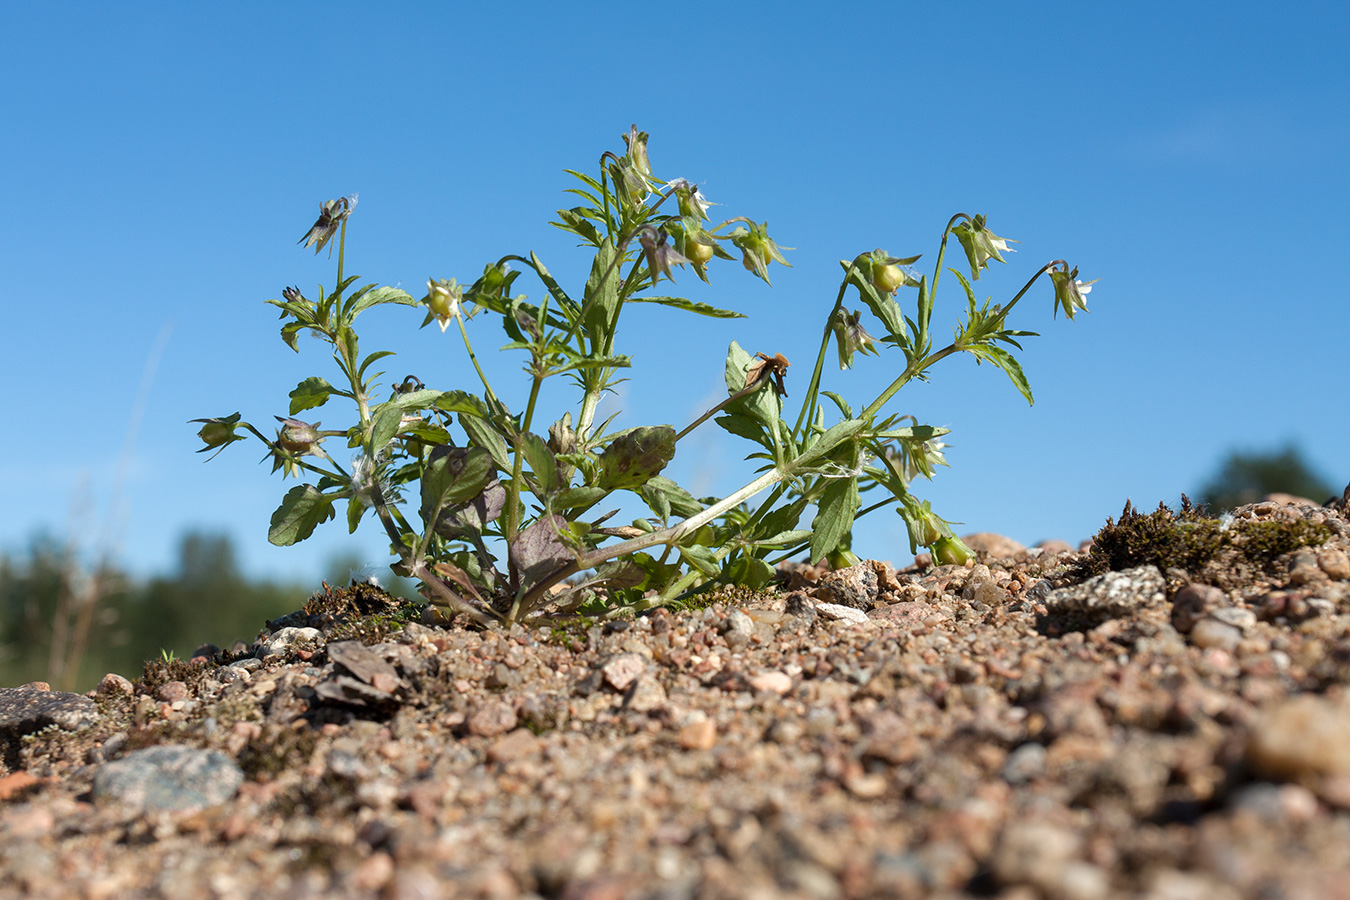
[280,322,304,352]
[358,350,396,381]
[583,239,621,346]
[367,388,443,455]
[627,296,745,319]
[346,497,364,534]
[529,251,579,315]
[554,486,608,510]
[520,431,559,496]
[751,529,814,549]
[801,418,868,462]
[679,542,720,578]
[809,477,860,563]
[966,344,1033,405]
[551,208,603,247]
[421,446,495,514]
[638,475,704,521]
[596,425,677,491]
[337,325,359,372]
[348,285,418,318]
[268,484,336,546]
[289,376,337,415]
[460,412,512,472]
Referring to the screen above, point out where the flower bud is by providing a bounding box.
[274,416,323,454]
[730,221,791,284]
[190,414,246,460]
[931,535,975,567]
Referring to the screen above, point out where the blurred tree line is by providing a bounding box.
[0,531,410,693]
[1198,443,1339,512]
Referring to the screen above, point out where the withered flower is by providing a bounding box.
[745,352,792,397]
[298,193,358,256]
[638,226,689,284]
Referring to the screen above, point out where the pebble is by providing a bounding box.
[465,700,518,738]
[1247,694,1350,780]
[1189,617,1243,651]
[1170,584,1226,633]
[1318,547,1350,580]
[600,653,647,692]
[962,532,1027,559]
[746,671,793,695]
[255,626,323,664]
[815,603,869,625]
[91,745,243,812]
[678,718,717,750]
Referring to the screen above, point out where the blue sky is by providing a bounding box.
[5,2,1348,583]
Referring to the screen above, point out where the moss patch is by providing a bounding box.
[1075,496,1332,581]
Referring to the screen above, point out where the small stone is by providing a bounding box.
[1188,617,1243,651]
[0,771,44,801]
[256,626,324,664]
[678,718,717,750]
[623,674,668,714]
[746,671,793,695]
[1318,547,1350,580]
[962,533,1026,559]
[350,852,394,893]
[92,745,243,812]
[96,673,134,696]
[156,681,189,703]
[466,700,518,738]
[1170,584,1226,633]
[1247,694,1350,780]
[815,602,869,625]
[601,653,647,692]
[486,728,541,764]
[1002,743,1047,784]
[991,820,1082,892]
[1288,551,1325,586]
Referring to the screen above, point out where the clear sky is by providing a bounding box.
[5,2,1348,583]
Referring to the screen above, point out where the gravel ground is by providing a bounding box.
[3,492,1350,899]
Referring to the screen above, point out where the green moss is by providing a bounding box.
[136,655,216,695]
[300,581,425,644]
[1076,496,1332,579]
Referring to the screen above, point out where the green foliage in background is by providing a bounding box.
[1199,444,1336,512]
[0,532,306,692]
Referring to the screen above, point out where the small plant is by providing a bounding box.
[193,127,1095,626]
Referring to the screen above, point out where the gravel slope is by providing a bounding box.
[2,493,1350,899]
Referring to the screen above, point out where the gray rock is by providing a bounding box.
[92,745,243,812]
[256,626,324,664]
[1046,565,1166,618]
[817,563,879,611]
[815,603,869,625]
[0,686,100,739]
